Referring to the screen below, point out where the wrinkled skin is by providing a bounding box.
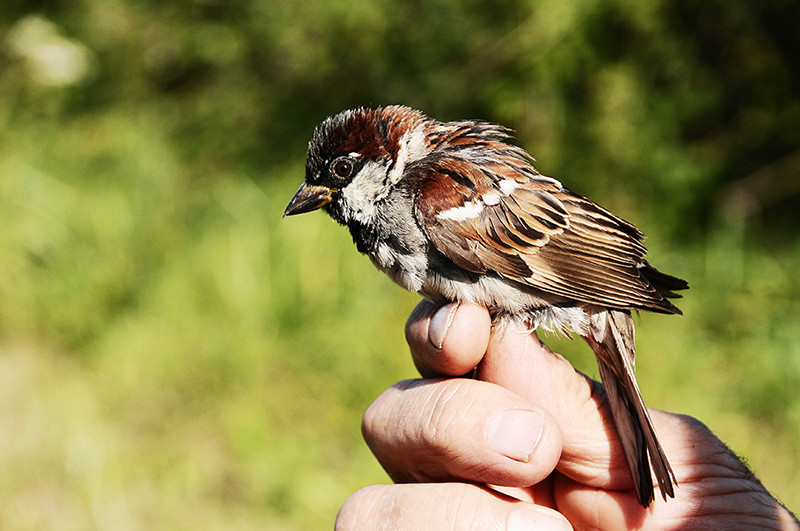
[335,301,799,530]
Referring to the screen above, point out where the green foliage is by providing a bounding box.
[1,0,798,527]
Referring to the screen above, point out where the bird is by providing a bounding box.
[283,105,688,507]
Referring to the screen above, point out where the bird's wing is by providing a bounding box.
[413,149,685,313]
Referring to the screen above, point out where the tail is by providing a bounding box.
[582,309,676,507]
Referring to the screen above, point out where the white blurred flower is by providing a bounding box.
[6,15,95,87]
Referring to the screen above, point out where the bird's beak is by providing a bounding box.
[283,182,335,217]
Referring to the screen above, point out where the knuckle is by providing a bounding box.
[420,380,477,452]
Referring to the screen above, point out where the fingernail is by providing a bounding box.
[429,302,459,350]
[508,507,570,531]
[487,410,544,462]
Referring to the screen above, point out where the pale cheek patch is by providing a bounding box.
[341,160,392,220]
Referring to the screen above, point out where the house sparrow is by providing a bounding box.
[284,105,688,507]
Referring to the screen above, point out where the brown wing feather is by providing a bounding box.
[415,155,687,313]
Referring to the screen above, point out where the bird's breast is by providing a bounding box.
[369,241,428,292]
[368,235,591,336]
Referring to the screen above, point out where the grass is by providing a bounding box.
[0,102,798,529]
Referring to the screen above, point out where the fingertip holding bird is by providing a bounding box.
[429,301,492,353]
[407,300,491,377]
[429,301,460,350]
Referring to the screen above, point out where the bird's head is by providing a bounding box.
[283,106,433,225]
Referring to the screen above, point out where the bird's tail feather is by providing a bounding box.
[583,309,676,507]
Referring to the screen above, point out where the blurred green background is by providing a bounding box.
[1,0,799,528]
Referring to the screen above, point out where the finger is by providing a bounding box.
[335,483,572,531]
[477,321,637,492]
[362,378,562,488]
[405,300,491,377]
[552,413,796,528]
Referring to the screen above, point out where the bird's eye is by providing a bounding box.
[331,157,355,180]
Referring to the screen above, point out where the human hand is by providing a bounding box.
[336,300,799,530]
